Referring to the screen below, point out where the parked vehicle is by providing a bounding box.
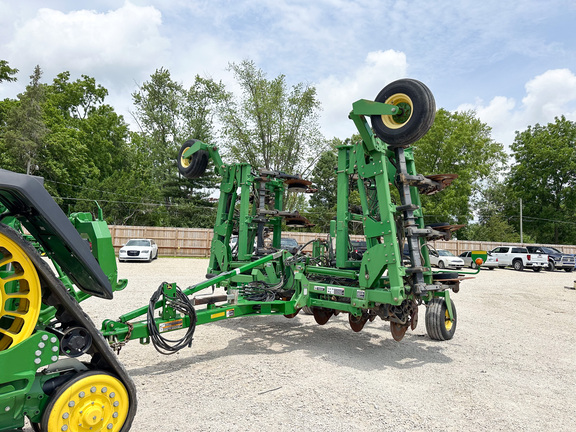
[489,246,547,272]
[525,246,575,272]
[459,251,498,269]
[429,249,465,269]
[281,237,300,254]
[118,238,158,262]
[350,240,367,260]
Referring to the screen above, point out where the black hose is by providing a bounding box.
[147,283,197,355]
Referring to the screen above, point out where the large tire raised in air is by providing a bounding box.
[371,79,436,147]
[425,297,457,341]
[178,139,209,179]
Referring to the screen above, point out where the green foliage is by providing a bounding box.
[308,146,338,231]
[413,109,507,225]
[0,60,18,83]
[1,66,48,175]
[220,60,325,174]
[507,116,576,244]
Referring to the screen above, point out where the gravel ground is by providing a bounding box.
[29,258,576,431]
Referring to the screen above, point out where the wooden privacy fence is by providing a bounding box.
[108,225,576,257]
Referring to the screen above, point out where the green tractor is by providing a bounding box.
[0,79,476,431]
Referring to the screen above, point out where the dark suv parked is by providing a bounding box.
[525,246,575,272]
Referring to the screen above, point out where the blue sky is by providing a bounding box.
[1,0,575,153]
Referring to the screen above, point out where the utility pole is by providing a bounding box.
[520,198,523,244]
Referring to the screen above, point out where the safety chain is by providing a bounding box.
[109,322,134,355]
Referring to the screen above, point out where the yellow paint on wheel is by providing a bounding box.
[180,147,191,168]
[0,232,42,351]
[444,309,453,331]
[381,93,413,129]
[45,373,129,432]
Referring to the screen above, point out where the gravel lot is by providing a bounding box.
[29,258,576,431]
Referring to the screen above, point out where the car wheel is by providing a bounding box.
[547,260,555,271]
[533,266,542,272]
[370,79,436,147]
[564,267,574,273]
[438,260,445,269]
[488,267,495,270]
[513,259,524,271]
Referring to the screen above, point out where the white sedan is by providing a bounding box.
[119,239,158,262]
[429,249,465,269]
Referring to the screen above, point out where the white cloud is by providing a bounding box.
[457,69,576,151]
[3,2,169,95]
[316,50,408,139]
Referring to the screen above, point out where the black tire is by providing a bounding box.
[178,139,209,179]
[513,259,524,271]
[371,79,436,147]
[438,260,445,269]
[565,267,574,273]
[470,262,477,269]
[488,267,495,270]
[533,266,542,272]
[425,298,457,341]
[547,260,555,272]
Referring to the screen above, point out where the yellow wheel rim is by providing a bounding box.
[180,147,191,168]
[0,232,42,351]
[444,309,453,332]
[381,93,413,129]
[46,373,129,432]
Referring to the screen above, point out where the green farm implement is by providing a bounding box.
[0,79,477,431]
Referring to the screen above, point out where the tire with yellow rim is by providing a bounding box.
[41,371,130,432]
[425,297,457,341]
[371,79,436,147]
[0,230,42,351]
[178,139,209,179]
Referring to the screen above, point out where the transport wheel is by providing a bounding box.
[438,260,445,269]
[371,79,436,147]
[513,260,524,271]
[0,232,42,351]
[565,267,574,272]
[41,371,130,432]
[425,298,456,341]
[533,267,542,272]
[178,139,209,179]
[547,261,555,272]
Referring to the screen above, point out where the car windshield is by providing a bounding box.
[438,250,455,257]
[281,238,298,247]
[126,239,151,247]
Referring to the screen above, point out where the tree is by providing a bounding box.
[412,109,507,227]
[308,145,339,231]
[0,60,18,83]
[507,116,576,244]
[2,65,48,175]
[131,70,227,227]
[220,60,325,175]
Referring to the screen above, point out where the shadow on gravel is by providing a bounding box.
[127,314,452,377]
